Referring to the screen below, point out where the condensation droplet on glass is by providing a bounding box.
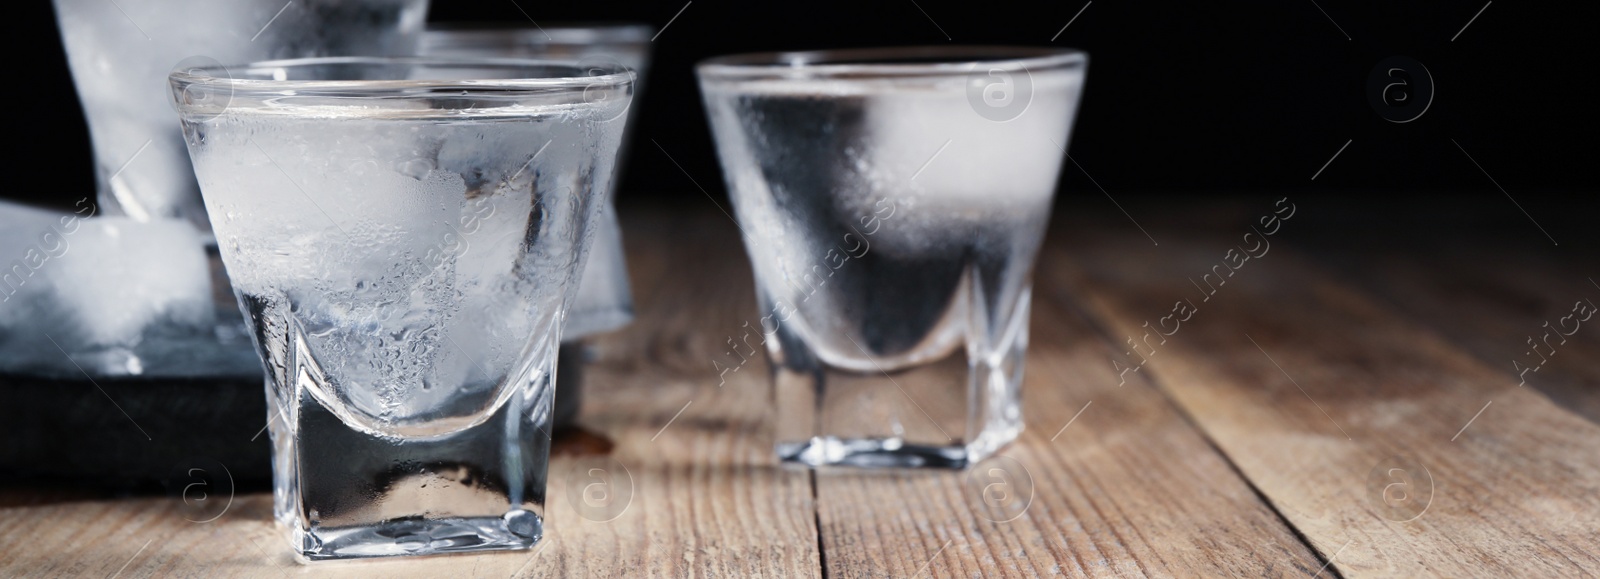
[397,158,434,181]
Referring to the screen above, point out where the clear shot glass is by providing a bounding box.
[54,0,429,231]
[419,22,653,429]
[420,22,652,74]
[170,57,633,560]
[697,47,1087,468]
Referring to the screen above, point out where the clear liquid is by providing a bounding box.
[189,106,622,557]
[702,71,1082,466]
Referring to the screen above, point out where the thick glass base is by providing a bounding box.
[769,292,1029,470]
[269,359,554,561]
[777,434,1018,469]
[298,513,541,561]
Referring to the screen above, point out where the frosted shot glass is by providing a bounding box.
[419,22,654,428]
[698,47,1087,468]
[419,21,651,335]
[54,0,429,231]
[171,57,632,560]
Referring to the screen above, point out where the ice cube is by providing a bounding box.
[0,199,96,314]
[52,217,214,346]
[1,200,213,374]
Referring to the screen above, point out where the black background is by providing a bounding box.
[9,0,1597,227]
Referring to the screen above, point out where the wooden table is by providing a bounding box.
[3,201,1597,578]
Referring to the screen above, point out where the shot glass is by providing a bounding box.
[171,57,633,559]
[419,22,654,429]
[698,47,1087,468]
[54,0,429,231]
[420,22,652,77]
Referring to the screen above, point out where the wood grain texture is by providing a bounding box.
[1310,246,1600,423]
[1049,222,1600,577]
[537,211,820,578]
[811,249,1325,578]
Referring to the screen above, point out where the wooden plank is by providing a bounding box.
[1048,219,1600,577]
[1309,245,1600,423]
[0,209,821,578]
[811,235,1326,577]
[540,210,819,577]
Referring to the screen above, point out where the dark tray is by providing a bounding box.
[0,345,583,489]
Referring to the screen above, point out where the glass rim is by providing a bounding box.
[424,21,653,46]
[169,56,635,97]
[696,46,1085,79]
